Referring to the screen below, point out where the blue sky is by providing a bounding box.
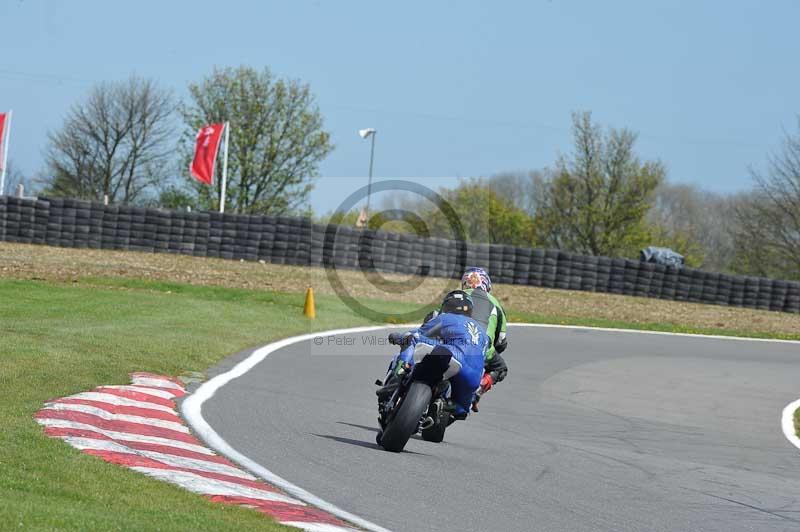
[1,0,798,213]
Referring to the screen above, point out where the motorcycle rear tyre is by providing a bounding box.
[380,381,432,452]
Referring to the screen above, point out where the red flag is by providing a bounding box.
[190,123,225,185]
[0,113,7,172]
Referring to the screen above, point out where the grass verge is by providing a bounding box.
[2,260,798,530]
[795,407,800,439]
[0,277,402,531]
[3,241,799,338]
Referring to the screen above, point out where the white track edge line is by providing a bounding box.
[509,323,800,344]
[182,325,398,532]
[182,321,798,532]
[781,398,800,451]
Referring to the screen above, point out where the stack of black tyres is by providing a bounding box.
[192,212,210,257]
[528,249,545,287]
[100,205,117,250]
[757,278,773,311]
[2,196,800,314]
[595,257,611,293]
[0,196,6,241]
[771,280,788,312]
[115,205,132,250]
[308,224,325,268]
[635,262,654,298]
[542,249,559,288]
[34,199,49,245]
[607,258,625,295]
[74,200,91,248]
[257,216,276,263]
[6,197,36,244]
[786,282,800,313]
[127,206,145,252]
[743,277,759,309]
[555,251,571,290]
[513,247,532,286]
[409,233,426,277]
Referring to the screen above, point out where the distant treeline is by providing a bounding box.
[9,65,800,281]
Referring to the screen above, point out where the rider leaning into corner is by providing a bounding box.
[425,267,509,412]
[379,290,489,422]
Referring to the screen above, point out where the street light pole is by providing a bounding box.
[366,130,376,213]
[358,128,377,214]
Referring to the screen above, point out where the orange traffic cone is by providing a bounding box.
[303,287,316,319]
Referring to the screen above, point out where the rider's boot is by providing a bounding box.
[444,399,469,426]
[421,397,447,430]
[375,362,411,400]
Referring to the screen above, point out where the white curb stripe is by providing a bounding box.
[130,467,302,505]
[182,325,399,532]
[131,376,186,391]
[509,322,800,344]
[43,402,189,433]
[781,398,800,451]
[183,322,799,532]
[35,418,214,455]
[61,436,255,480]
[66,392,178,414]
[101,385,177,400]
[282,522,361,532]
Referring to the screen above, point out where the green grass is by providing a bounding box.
[795,407,800,439]
[2,276,797,531]
[0,277,404,531]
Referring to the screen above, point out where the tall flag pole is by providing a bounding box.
[219,122,230,213]
[0,110,11,196]
[190,122,225,209]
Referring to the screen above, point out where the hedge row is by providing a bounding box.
[1,196,798,313]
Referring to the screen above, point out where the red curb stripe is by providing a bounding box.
[36,409,199,445]
[82,450,279,492]
[53,398,183,423]
[94,386,176,408]
[43,427,233,465]
[207,496,348,525]
[38,373,362,531]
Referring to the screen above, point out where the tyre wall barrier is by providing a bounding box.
[1,196,798,314]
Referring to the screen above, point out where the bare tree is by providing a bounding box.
[2,160,34,196]
[731,121,800,279]
[484,170,551,215]
[647,182,737,271]
[42,76,174,204]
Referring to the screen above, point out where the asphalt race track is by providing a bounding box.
[201,326,800,532]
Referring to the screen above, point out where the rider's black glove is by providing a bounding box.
[422,310,439,324]
[495,336,508,354]
[388,332,413,347]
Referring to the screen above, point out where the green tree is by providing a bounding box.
[156,185,195,210]
[181,66,333,214]
[426,181,536,245]
[536,111,665,257]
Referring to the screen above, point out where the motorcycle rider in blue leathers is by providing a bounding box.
[381,290,488,420]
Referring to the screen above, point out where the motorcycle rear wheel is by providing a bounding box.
[380,381,432,452]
